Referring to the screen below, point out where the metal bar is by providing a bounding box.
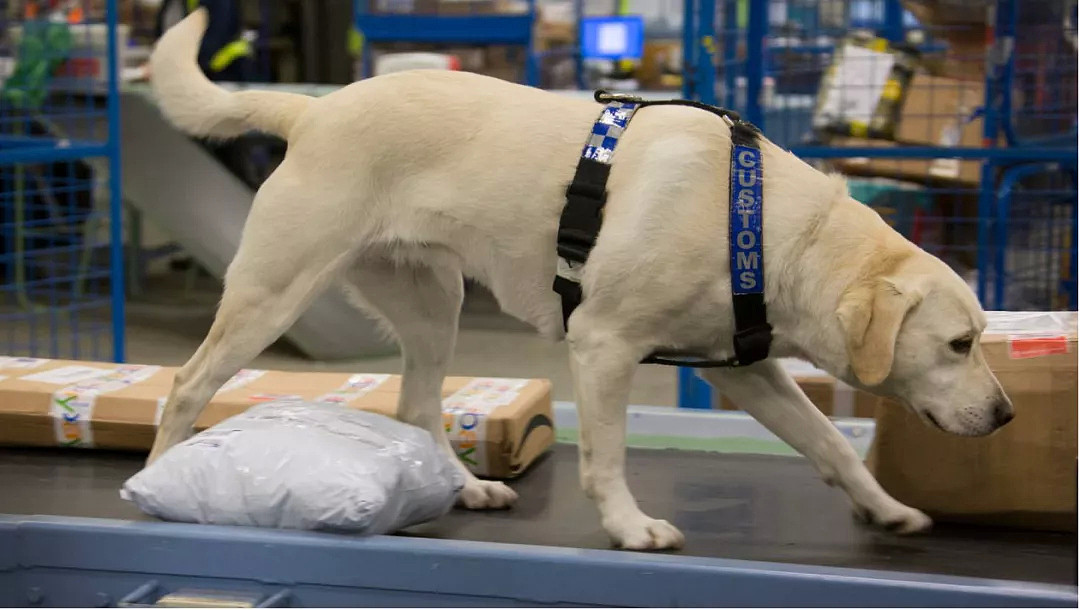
[696,0,716,106]
[788,145,1077,161]
[992,162,1059,308]
[677,366,713,409]
[976,161,999,306]
[574,0,586,90]
[524,0,539,86]
[106,0,126,363]
[992,0,1019,146]
[678,0,709,405]
[0,144,109,165]
[743,0,766,126]
[975,0,1014,307]
[722,0,738,109]
[681,0,697,99]
[882,0,905,43]
[355,14,534,45]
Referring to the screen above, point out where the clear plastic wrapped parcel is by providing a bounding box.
[121,401,465,534]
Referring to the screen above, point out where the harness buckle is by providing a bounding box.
[565,180,607,204]
[555,235,595,265]
[732,324,773,365]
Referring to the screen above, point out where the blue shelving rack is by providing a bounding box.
[354,0,540,86]
[0,0,125,362]
[677,0,1077,408]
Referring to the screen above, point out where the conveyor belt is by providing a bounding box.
[0,445,1074,587]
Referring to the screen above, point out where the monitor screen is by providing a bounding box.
[581,15,645,61]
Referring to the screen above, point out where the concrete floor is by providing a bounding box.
[122,272,678,406]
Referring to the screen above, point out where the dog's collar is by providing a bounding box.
[552,91,773,368]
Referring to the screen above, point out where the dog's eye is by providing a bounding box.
[949,337,973,355]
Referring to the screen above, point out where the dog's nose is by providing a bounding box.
[994,399,1015,427]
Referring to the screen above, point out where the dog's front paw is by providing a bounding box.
[457,479,518,510]
[855,502,932,534]
[604,514,685,551]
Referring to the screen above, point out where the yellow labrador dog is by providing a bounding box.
[148,10,1013,550]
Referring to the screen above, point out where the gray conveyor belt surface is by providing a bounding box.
[1,445,1074,586]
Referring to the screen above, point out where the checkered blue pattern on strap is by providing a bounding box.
[581,101,640,163]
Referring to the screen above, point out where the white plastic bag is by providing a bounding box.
[984,311,1078,336]
[121,401,464,534]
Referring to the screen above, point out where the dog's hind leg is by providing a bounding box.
[344,255,518,509]
[149,180,357,464]
[568,307,685,550]
[701,360,932,533]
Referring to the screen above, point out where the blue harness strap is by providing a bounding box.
[730,144,764,295]
[582,101,640,162]
[553,91,773,368]
[726,125,772,364]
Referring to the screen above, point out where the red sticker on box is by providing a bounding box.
[1007,336,1070,359]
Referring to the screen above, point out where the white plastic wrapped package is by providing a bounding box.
[121,401,465,534]
[984,310,1077,336]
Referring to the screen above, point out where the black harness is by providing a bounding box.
[553,91,773,368]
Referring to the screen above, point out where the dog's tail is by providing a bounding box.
[150,8,310,141]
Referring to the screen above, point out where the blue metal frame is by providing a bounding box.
[677,0,719,407]
[0,143,110,165]
[0,0,126,363]
[743,0,766,128]
[107,0,126,363]
[680,0,696,99]
[356,14,534,45]
[720,0,738,109]
[1,515,1074,607]
[573,0,586,90]
[354,0,539,87]
[787,146,1077,161]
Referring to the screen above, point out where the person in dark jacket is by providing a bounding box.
[156,0,253,82]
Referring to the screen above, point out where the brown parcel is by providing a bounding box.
[830,74,990,186]
[0,359,554,479]
[900,0,991,82]
[867,334,1077,532]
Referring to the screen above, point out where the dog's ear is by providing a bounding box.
[836,276,925,386]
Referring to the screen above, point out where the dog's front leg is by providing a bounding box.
[701,360,932,533]
[345,259,517,510]
[568,314,685,550]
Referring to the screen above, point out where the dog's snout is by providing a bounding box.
[994,399,1015,428]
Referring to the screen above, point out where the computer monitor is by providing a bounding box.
[580,15,645,61]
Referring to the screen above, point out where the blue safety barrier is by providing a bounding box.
[0,0,125,362]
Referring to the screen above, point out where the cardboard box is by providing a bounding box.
[637,40,681,90]
[831,137,983,186]
[535,20,575,52]
[902,0,993,26]
[0,358,554,479]
[894,74,986,147]
[867,315,1078,532]
[902,0,991,82]
[830,74,993,186]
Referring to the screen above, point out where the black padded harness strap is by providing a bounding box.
[553,91,773,368]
